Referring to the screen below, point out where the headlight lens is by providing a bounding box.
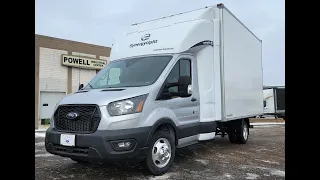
[107,94,148,116]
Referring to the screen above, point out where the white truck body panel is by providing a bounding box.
[110,5,263,123]
[221,8,263,121]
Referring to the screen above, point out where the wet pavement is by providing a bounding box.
[35,125,285,180]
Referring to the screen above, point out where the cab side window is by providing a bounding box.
[166,59,191,93]
[158,59,191,99]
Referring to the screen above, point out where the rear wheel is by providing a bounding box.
[227,119,249,144]
[144,130,175,176]
[227,128,237,143]
[236,120,249,144]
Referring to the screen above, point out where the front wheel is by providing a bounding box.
[144,130,176,176]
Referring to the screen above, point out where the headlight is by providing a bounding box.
[107,94,148,116]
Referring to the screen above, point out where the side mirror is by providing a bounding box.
[178,76,191,86]
[162,76,191,98]
[78,84,84,90]
[174,76,191,97]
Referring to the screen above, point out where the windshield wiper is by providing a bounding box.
[88,83,94,89]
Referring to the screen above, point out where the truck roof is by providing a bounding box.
[131,4,222,26]
[130,3,260,42]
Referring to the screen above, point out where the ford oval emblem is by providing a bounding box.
[66,112,79,120]
[141,34,150,41]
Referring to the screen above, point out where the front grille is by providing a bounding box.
[54,104,101,133]
[53,144,89,155]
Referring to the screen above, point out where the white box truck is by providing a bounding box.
[45,3,263,175]
[263,86,285,119]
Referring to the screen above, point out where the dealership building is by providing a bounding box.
[35,34,111,129]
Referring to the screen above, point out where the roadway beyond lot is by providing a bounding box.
[35,125,285,180]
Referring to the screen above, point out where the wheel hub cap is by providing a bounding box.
[243,125,248,140]
[152,138,171,168]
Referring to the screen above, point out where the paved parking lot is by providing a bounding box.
[35,125,285,180]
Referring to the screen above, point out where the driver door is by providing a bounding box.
[163,54,200,141]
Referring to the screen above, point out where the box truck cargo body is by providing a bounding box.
[45,3,263,175]
[263,86,285,119]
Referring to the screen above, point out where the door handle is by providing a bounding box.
[191,97,197,102]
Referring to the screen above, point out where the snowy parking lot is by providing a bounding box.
[35,125,285,180]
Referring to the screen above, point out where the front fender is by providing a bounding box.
[144,118,178,147]
[141,108,180,147]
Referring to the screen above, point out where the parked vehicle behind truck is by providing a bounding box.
[263,86,285,119]
[45,3,263,175]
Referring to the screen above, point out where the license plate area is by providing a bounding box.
[60,134,76,146]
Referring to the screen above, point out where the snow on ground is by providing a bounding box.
[35,132,46,138]
[255,159,280,165]
[149,172,177,180]
[241,165,285,178]
[35,153,54,157]
[224,173,233,179]
[195,159,209,165]
[245,173,260,179]
[35,129,48,132]
[35,142,45,146]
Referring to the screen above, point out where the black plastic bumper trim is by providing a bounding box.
[45,126,151,162]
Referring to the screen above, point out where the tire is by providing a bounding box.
[227,129,237,143]
[235,120,249,144]
[144,130,176,176]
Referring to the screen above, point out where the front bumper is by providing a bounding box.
[45,126,151,162]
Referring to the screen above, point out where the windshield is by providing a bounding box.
[84,55,173,89]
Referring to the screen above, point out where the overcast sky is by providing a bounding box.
[35,0,284,86]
